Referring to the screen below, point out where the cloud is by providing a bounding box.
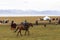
[0,0,60,11]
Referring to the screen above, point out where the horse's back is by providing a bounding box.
[17,23,33,31]
[17,24,25,30]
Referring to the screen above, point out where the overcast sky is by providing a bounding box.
[0,0,60,11]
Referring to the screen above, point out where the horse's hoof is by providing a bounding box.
[20,35,23,36]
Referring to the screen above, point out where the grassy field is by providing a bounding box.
[0,16,60,40]
[0,24,60,40]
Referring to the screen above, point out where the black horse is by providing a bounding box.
[15,23,33,36]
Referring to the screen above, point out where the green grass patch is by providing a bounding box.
[0,24,60,40]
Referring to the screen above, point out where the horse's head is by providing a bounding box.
[29,23,33,27]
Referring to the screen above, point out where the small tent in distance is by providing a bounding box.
[43,16,51,20]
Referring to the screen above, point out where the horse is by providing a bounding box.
[14,23,33,36]
[11,23,17,30]
[11,21,17,30]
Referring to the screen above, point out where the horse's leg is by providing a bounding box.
[14,27,19,32]
[17,30,20,36]
[26,29,30,35]
[19,30,22,36]
[28,30,30,35]
[25,30,27,36]
[25,30,30,36]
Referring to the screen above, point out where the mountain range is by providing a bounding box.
[0,10,60,16]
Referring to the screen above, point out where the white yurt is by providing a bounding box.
[43,16,51,20]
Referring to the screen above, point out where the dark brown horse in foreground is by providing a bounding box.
[11,23,17,30]
[15,23,33,36]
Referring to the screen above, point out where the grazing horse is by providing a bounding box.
[15,23,33,36]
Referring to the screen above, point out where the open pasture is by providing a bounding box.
[0,16,60,40]
[0,24,60,40]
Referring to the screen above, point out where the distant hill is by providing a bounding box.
[0,10,60,16]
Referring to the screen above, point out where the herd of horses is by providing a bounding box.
[11,21,33,36]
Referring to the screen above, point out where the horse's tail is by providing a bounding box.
[14,27,19,32]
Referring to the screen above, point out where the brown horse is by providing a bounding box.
[14,23,33,36]
[11,21,17,30]
[11,23,17,30]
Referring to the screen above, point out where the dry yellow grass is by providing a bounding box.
[0,16,60,24]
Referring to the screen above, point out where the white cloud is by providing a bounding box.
[0,0,60,11]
